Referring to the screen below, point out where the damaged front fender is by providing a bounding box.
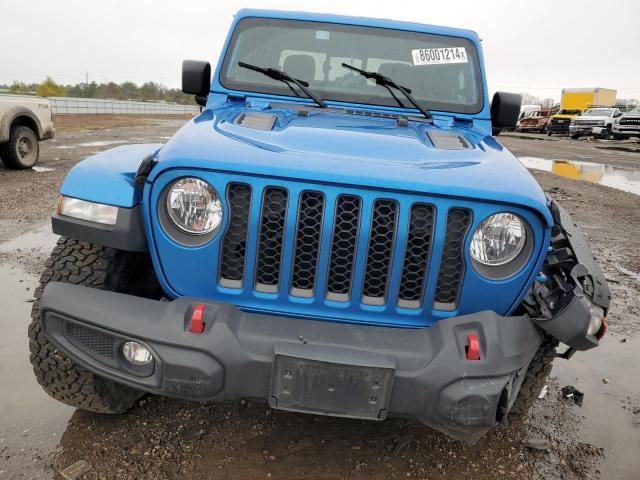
[524,199,611,351]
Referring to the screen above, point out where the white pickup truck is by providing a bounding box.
[0,94,55,169]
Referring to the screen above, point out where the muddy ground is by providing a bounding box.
[0,119,638,480]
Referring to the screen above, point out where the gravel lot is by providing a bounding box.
[0,119,638,480]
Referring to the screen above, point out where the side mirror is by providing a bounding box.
[182,60,211,106]
[490,92,522,136]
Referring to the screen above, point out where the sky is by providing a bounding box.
[1,0,639,102]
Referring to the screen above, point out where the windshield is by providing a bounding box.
[220,18,484,114]
[584,108,613,116]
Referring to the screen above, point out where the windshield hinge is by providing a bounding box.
[452,117,474,126]
[226,93,246,102]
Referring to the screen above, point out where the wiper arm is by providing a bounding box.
[238,62,327,109]
[341,63,432,120]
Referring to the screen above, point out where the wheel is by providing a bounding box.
[29,237,150,413]
[547,131,552,136]
[510,336,558,416]
[599,127,612,140]
[0,125,39,169]
[612,134,626,141]
[570,133,580,139]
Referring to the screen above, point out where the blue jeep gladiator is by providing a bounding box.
[30,9,610,440]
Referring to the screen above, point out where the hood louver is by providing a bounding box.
[234,112,277,131]
[428,131,472,150]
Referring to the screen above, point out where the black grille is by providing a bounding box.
[362,199,398,305]
[255,188,288,292]
[620,118,640,125]
[434,209,472,310]
[217,184,471,312]
[398,203,435,308]
[291,191,325,297]
[66,323,116,359]
[219,184,251,287]
[326,195,361,301]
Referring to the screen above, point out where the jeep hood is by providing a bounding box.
[152,106,552,225]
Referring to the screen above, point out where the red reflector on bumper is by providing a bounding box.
[189,304,206,334]
[466,334,480,361]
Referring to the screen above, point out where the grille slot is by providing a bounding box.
[290,191,325,297]
[255,187,288,293]
[362,199,398,305]
[66,323,116,359]
[219,184,252,288]
[398,203,435,308]
[434,208,472,310]
[326,195,362,302]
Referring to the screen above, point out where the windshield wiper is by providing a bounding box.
[341,63,432,120]
[238,62,326,109]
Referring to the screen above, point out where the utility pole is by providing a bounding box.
[85,72,88,85]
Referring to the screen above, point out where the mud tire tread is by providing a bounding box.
[510,335,559,416]
[28,237,142,413]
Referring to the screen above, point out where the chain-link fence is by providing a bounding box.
[49,97,199,115]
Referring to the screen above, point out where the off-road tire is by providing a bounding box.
[28,237,145,413]
[570,133,580,139]
[0,125,39,169]
[510,335,559,416]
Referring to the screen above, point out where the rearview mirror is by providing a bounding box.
[182,60,211,106]
[490,92,522,136]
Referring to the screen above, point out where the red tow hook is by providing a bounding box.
[189,304,206,334]
[466,334,481,361]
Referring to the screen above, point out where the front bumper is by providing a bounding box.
[40,282,548,441]
[569,125,602,135]
[613,125,640,136]
[518,125,544,132]
[547,123,570,133]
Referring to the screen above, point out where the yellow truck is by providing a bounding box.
[546,88,616,135]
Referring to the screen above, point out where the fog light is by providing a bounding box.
[122,341,153,365]
[587,305,604,336]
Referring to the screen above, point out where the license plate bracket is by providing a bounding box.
[269,345,394,420]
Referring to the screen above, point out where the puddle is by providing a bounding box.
[519,156,640,196]
[77,140,127,147]
[553,334,640,479]
[0,264,73,479]
[56,140,127,149]
[0,223,58,255]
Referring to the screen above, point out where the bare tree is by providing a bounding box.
[519,92,541,105]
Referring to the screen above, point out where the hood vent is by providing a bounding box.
[234,112,277,131]
[427,131,472,150]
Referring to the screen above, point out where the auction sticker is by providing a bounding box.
[412,47,468,65]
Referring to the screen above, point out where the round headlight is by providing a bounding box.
[166,177,223,235]
[470,213,527,266]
